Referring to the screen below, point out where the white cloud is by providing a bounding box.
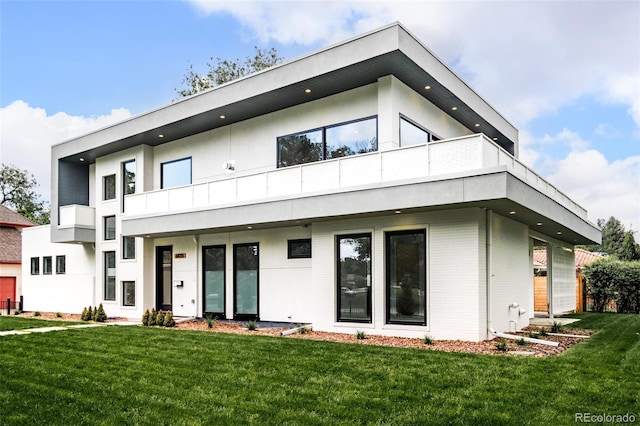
[0,100,131,201]
[187,0,640,129]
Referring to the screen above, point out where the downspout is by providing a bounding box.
[486,209,495,338]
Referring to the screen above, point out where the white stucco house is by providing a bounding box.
[22,23,600,341]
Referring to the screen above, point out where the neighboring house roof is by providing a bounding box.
[0,205,35,228]
[0,206,35,264]
[532,248,604,270]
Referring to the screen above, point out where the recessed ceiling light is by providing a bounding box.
[475,123,480,127]
[247,226,253,230]
[537,222,543,226]
[557,231,562,235]
[158,134,164,138]
[493,137,498,141]
[305,88,311,93]
[79,158,85,162]
[451,106,458,111]
[424,85,431,90]
[219,115,225,119]
[509,211,516,215]
[394,210,402,214]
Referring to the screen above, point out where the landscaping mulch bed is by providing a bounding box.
[11,312,590,357]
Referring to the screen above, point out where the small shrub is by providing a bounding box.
[13,310,21,315]
[527,331,540,339]
[163,311,176,327]
[55,312,63,318]
[495,338,508,352]
[95,304,107,322]
[141,309,150,326]
[150,308,157,325]
[539,327,548,337]
[551,321,562,333]
[516,337,528,346]
[298,325,308,335]
[423,334,434,345]
[92,306,98,321]
[33,311,41,317]
[246,320,258,331]
[356,330,366,340]
[156,310,165,326]
[205,314,216,329]
[81,307,90,321]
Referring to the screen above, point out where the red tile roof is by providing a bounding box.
[532,248,604,270]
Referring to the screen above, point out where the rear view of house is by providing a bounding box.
[22,23,600,341]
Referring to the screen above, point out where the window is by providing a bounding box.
[103,174,116,200]
[122,281,135,306]
[400,117,439,147]
[278,117,377,167]
[122,159,136,212]
[161,157,191,189]
[234,243,259,319]
[288,239,311,259]
[104,251,116,301]
[43,256,52,275]
[122,236,136,260]
[337,233,372,323]
[203,245,225,316]
[30,257,39,275]
[386,230,426,325]
[56,255,66,274]
[104,216,116,240]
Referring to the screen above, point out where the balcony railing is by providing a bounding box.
[59,204,96,228]
[124,134,587,220]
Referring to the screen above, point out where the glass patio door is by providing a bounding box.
[203,245,225,318]
[233,243,259,320]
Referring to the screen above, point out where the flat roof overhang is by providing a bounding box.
[52,23,518,165]
[121,170,601,246]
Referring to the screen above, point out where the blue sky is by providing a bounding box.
[1,0,639,229]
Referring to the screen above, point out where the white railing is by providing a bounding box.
[124,134,587,220]
[59,204,96,228]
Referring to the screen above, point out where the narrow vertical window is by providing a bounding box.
[103,174,116,200]
[386,230,426,325]
[122,236,136,260]
[337,233,372,323]
[203,245,225,317]
[30,257,40,275]
[104,251,116,301]
[122,281,135,306]
[400,117,436,147]
[122,159,136,212]
[104,216,116,240]
[43,256,52,275]
[234,243,259,320]
[55,255,66,274]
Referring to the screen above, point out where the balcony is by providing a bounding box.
[57,204,96,243]
[124,134,587,222]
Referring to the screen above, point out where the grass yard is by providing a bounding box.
[0,313,638,425]
[0,316,82,331]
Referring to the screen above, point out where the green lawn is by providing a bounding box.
[0,313,638,425]
[0,316,82,331]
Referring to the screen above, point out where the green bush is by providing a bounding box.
[583,258,640,313]
[205,314,216,329]
[356,330,366,340]
[95,304,107,322]
[33,311,41,317]
[141,309,150,326]
[92,306,98,321]
[495,338,508,352]
[163,311,176,327]
[516,338,528,346]
[246,320,258,331]
[81,307,90,321]
[150,308,157,325]
[551,321,562,333]
[423,334,434,345]
[155,310,165,326]
[55,312,63,318]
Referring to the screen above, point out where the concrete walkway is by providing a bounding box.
[529,317,580,327]
[0,321,139,337]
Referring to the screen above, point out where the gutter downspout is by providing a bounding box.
[486,209,495,338]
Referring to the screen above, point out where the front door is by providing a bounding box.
[156,246,172,311]
[233,243,259,320]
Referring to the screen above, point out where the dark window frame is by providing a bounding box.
[399,115,440,146]
[122,281,135,307]
[277,116,378,168]
[30,257,39,275]
[104,216,116,241]
[385,229,427,326]
[233,242,260,321]
[161,157,192,189]
[103,174,116,200]
[104,251,116,301]
[288,239,312,259]
[55,255,66,275]
[43,256,52,275]
[122,236,136,260]
[336,233,372,323]
[122,159,136,212]
[202,245,226,318]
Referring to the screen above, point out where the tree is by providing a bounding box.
[620,231,640,261]
[0,163,50,225]
[176,46,284,98]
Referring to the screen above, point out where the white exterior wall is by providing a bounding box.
[21,225,95,313]
[550,245,576,315]
[310,208,485,341]
[489,213,532,335]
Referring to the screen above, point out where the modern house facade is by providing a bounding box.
[23,23,600,341]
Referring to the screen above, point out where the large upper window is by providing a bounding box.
[337,233,372,323]
[123,160,136,195]
[104,251,116,301]
[278,117,377,168]
[103,174,116,200]
[104,216,116,240]
[161,157,192,189]
[386,230,426,325]
[400,117,439,147]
